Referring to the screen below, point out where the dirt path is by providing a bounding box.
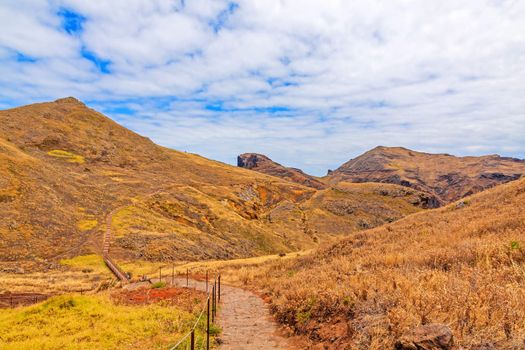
[218,283,294,349]
[169,277,295,350]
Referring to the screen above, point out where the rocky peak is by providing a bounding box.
[237,153,271,169]
[237,153,326,190]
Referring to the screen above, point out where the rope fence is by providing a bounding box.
[168,270,221,350]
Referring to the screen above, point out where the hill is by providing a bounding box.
[0,98,430,271]
[237,153,326,189]
[0,98,315,268]
[233,175,525,349]
[327,146,525,204]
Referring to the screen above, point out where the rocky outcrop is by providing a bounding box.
[327,146,525,204]
[237,153,326,189]
[395,324,454,350]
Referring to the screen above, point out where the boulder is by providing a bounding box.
[395,324,453,350]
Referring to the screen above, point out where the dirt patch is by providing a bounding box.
[111,286,206,312]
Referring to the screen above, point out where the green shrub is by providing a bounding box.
[151,281,166,289]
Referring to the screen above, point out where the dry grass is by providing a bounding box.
[119,251,308,279]
[0,255,115,294]
[218,178,525,349]
[1,98,442,266]
[0,255,106,296]
[0,98,319,263]
[77,219,98,232]
[0,270,110,295]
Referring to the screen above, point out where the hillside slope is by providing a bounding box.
[0,98,430,270]
[327,146,525,204]
[237,153,326,189]
[0,98,316,268]
[266,182,437,244]
[238,176,525,349]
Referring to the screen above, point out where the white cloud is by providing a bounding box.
[0,0,524,175]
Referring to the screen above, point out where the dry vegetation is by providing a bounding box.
[0,97,432,268]
[2,98,525,349]
[0,255,112,294]
[0,97,317,264]
[215,177,525,349]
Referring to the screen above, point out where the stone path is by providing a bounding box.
[170,277,295,350]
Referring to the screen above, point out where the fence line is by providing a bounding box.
[0,293,48,308]
[169,271,221,350]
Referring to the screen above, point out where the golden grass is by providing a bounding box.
[47,150,85,164]
[0,294,206,350]
[60,254,111,276]
[217,178,525,349]
[119,251,309,279]
[0,268,113,295]
[0,255,114,294]
[1,99,444,264]
[77,219,98,231]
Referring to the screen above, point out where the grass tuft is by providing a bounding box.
[151,281,167,289]
[47,150,85,164]
[77,219,98,231]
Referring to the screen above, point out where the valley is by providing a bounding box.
[1,98,524,349]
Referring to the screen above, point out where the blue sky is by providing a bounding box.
[1,0,524,175]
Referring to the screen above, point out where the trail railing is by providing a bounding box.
[102,210,129,283]
[103,254,129,282]
[169,271,221,350]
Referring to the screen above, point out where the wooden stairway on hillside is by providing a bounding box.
[103,209,129,283]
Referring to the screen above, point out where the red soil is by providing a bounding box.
[111,286,206,312]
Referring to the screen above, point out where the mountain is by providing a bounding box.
[243,175,525,349]
[237,153,326,189]
[0,98,430,270]
[327,146,525,204]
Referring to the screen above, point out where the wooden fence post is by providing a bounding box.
[186,268,189,287]
[218,274,221,302]
[190,329,195,350]
[206,297,210,350]
[159,267,162,283]
[172,264,175,286]
[212,284,216,323]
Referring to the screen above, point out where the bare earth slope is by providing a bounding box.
[241,176,525,349]
[327,146,525,204]
[0,98,429,270]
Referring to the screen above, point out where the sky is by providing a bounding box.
[0,0,524,176]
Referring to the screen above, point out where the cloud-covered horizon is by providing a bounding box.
[1,0,524,175]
